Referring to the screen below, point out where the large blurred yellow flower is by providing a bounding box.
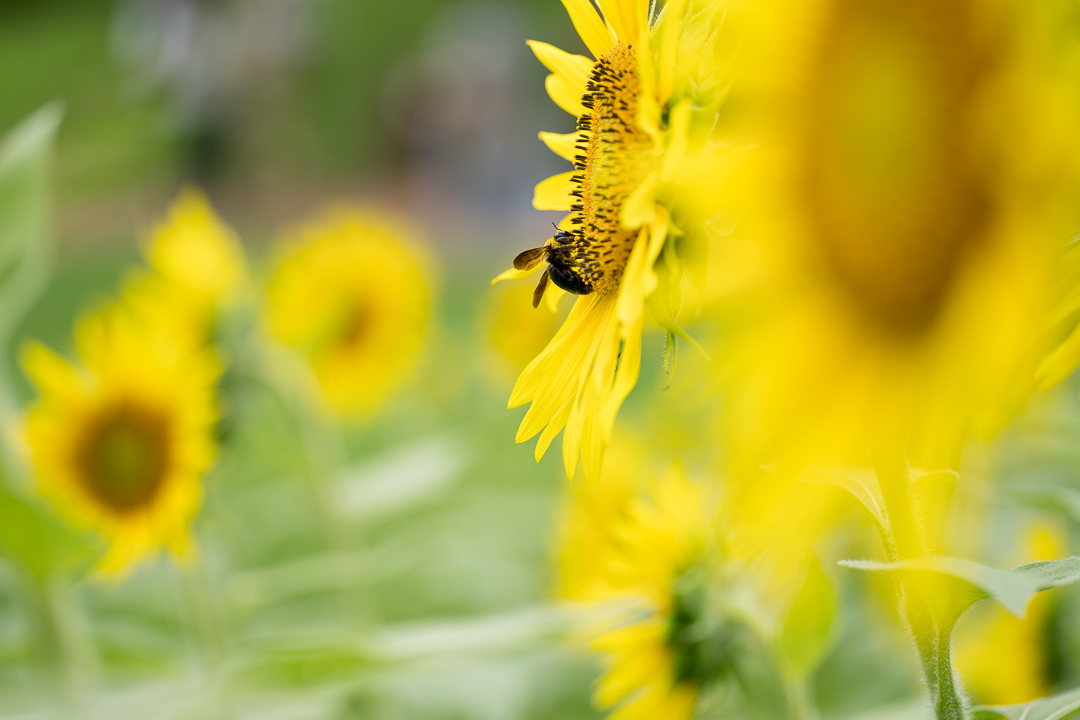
[715,0,1080,472]
[495,0,728,480]
[22,304,220,577]
[264,209,430,417]
[553,435,643,603]
[123,188,247,348]
[556,465,717,720]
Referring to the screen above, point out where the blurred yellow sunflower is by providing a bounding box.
[495,0,728,480]
[553,434,643,603]
[122,188,247,348]
[714,0,1080,472]
[557,465,717,720]
[22,303,220,578]
[264,209,430,417]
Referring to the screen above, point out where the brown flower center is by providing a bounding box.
[564,43,655,295]
[799,0,994,334]
[75,403,172,513]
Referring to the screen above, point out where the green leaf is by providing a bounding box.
[728,621,790,720]
[777,557,837,676]
[973,686,1080,720]
[804,466,888,538]
[840,555,1080,621]
[1008,484,1080,524]
[0,102,62,346]
[0,484,97,581]
[803,466,957,549]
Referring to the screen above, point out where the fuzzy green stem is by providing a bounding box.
[874,451,927,561]
[874,454,966,720]
[292,398,376,628]
[180,560,229,669]
[21,573,90,706]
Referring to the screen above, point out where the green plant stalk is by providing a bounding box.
[180,558,229,669]
[293,396,377,628]
[20,573,88,706]
[874,455,967,720]
[785,672,819,720]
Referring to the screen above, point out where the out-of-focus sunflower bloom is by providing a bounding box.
[123,188,247,348]
[22,304,220,578]
[553,435,643,603]
[557,465,719,720]
[495,0,729,480]
[954,521,1066,704]
[714,0,1080,472]
[264,209,430,417]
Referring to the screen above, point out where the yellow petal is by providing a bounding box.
[595,646,668,707]
[509,296,596,408]
[517,302,607,441]
[661,684,697,720]
[20,341,82,399]
[597,0,647,45]
[560,0,617,58]
[492,262,544,285]
[535,401,572,461]
[533,171,577,211]
[655,0,688,105]
[539,131,580,162]
[527,40,593,88]
[546,73,588,116]
[616,0,648,46]
[661,98,694,181]
[620,172,659,229]
[596,0,627,43]
[615,218,667,327]
[545,285,567,312]
[1036,323,1080,390]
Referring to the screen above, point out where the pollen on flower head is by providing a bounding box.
[564,43,656,295]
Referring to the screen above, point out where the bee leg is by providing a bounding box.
[532,268,551,309]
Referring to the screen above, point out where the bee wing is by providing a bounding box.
[532,269,550,308]
[513,247,547,271]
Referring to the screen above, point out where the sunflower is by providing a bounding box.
[713,0,1080,474]
[495,0,728,480]
[556,465,722,720]
[122,188,247,349]
[22,303,220,578]
[263,209,430,417]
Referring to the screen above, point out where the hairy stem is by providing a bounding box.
[874,454,966,720]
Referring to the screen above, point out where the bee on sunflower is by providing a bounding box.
[263,209,430,418]
[495,0,729,480]
[22,303,221,578]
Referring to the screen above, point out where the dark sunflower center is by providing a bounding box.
[75,403,172,513]
[800,0,994,334]
[666,566,732,688]
[338,299,373,349]
[562,43,655,295]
